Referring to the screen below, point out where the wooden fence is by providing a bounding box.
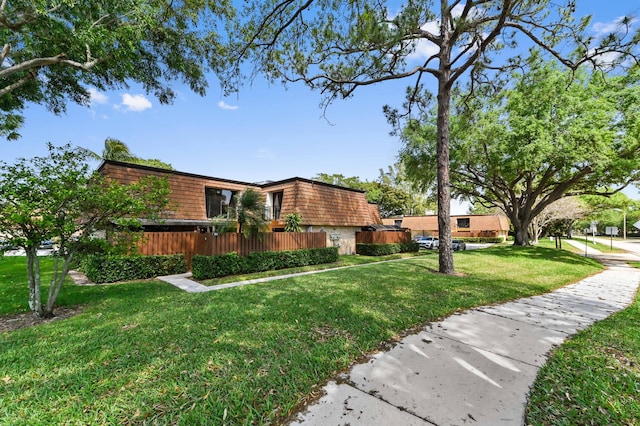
[355,231,412,245]
[136,231,327,269]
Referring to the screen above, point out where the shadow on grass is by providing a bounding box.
[463,244,601,267]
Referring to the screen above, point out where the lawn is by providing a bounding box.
[1,246,604,425]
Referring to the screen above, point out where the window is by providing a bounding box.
[456,217,470,228]
[272,191,284,220]
[205,188,237,218]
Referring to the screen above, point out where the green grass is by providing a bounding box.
[1,246,603,425]
[567,237,627,253]
[525,286,640,424]
[198,251,430,286]
[0,256,83,315]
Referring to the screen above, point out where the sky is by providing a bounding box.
[1,1,639,214]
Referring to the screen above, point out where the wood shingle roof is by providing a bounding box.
[99,161,381,227]
[262,178,381,227]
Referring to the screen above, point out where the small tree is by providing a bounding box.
[86,138,174,170]
[236,189,268,238]
[284,213,303,232]
[0,144,170,318]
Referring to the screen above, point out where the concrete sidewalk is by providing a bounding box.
[288,253,640,426]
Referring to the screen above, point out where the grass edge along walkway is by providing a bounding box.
[525,258,640,425]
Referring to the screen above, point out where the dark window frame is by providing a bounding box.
[456,217,470,228]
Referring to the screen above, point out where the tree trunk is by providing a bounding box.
[26,247,46,318]
[44,253,74,317]
[436,60,454,274]
[514,226,531,246]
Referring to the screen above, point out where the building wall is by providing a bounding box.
[319,226,360,255]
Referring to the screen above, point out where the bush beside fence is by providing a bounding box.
[356,241,419,256]
[82,254,187,284]
[192,247,339,280]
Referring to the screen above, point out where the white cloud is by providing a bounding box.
[405,4,486,62]
[255,148,275,159]
[88,88,108,105]
[120,93,152,112]
[218,100,239,111]
[592,16,636,37]
[586,49,623,68]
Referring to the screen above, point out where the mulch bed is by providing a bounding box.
[0,306,84,334]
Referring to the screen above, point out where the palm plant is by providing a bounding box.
[284,213,302,232]
[79,138,173,169]
[236,189,268,237]
[101,138,136,162]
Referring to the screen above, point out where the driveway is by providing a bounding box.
[594,237,640,260]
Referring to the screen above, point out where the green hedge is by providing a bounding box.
[356,241,420,256]
[191,247,339,280]
[82,254,187,284]
[454,237,504,243]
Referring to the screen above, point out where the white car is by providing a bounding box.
[417,236,439,249]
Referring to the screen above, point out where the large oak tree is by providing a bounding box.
[400,59,640,245]
[223,0,639,273]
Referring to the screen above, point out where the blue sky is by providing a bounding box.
[1,1,639,212]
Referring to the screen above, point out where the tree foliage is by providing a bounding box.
[224,0,640,273]
[578,192,639,236]
[0,0,231,139]
[86,138,174,169]
[400,59,640,245]
[312,165,432,218]
[0,144,171,318]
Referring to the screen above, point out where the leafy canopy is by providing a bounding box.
[0,0,231,139]
[400,58,640,244]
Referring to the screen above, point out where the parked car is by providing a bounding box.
[452,239,466,251]
[1,240,17,251]
[417,236,439,249]
[39,240,54,249]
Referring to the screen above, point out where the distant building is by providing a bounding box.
[382,214,510,240]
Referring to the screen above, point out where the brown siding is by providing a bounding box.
[100,162,382,230]
[137,231,327,269]
[389,215,510,238]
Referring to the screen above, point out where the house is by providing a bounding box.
[382,214,510,241]
[99,161,382,254]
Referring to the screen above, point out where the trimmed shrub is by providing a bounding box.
[454,237,504,243]
[82,254,186,284]
[356,241,419,256]
[191,247,339,280]
[399,241,420,253]
[191,252,244,279]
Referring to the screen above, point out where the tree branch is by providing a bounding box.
[0,52,100,80]
[0,69,37,97]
